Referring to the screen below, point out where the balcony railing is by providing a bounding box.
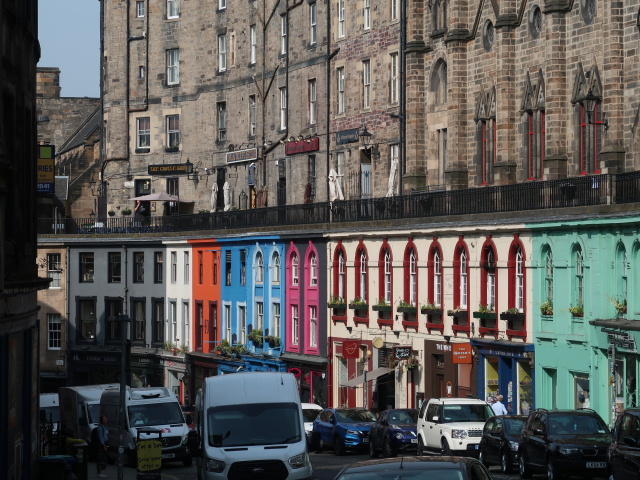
[38,173,639,236]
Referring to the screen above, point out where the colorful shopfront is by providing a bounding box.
[470,339,534,415]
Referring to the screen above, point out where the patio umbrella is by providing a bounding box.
[129,192,179,202]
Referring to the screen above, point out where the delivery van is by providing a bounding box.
[100,386,192,467]
[191,372,312,480]
[40,392,60,429]
[58,384,119,443]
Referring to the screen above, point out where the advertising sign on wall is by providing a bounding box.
[37,144,55,193]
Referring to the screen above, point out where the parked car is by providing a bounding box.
[518,408,611,480]
[478,414,526,473]
[301,403,323,444]
[311,407,377,455]
[608,407,640,480]
[332,456,495,480]
[369,408,419,458]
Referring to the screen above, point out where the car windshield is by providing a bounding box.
[128,402,185,427]
[336,468,465,480]
[336,409,378,423]
[504,419,525,435]
[442,404,493,423]
[548,415,610,435]
[388,410,419,424]
[207,402,301,447]
[87,404,101,424]
[302,408,321,422]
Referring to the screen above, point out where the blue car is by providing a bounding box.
[369,408,419,457]
[311,407,377,455]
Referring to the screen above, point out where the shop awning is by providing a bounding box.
[341,366,390,387]
[589,318,640,332]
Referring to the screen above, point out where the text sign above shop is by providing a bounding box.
[336,128,359,145]
[226,148,258,164]
[148,163,191,175]
[394,346,412,360]
[37,144,56,193]
[285,137,319,155]
[342,340,360,359]
[452,343,473,364]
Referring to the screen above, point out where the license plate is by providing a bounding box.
[162,453,175,459]
[410,439,418,444]
[586,462,605,468]
[362,438,369,443]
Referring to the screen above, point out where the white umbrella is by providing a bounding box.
[129,192,179,202]
[210,183,218,212]
[328,169,344,201]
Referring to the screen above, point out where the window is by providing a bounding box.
[291,304,299,344]
[579,100,602,174]
[364,0,371,30]
[108,252,121,283]
[482,247,496,310]
[338,0,345,37]
[408,249,417,305]
[273,303,281,337]
[249,95,256,136]
[309,3,317,45]
[171,251,177,283]
[355,246,368,301]
[219,0,226,10]
[515,246,524,311]
[291,253,299,286]
[337,67,345,114]
[433,248,442,307]
[195,302,203,350]
[136,1,145,17]
[132,252,144,283]
[310,253,318,286]
[154,252,163,284]
[337,249,346,301]
[281,15,287,55]
[308,79,317,124]
[225,251,232,286]
[480,117,496,184]
[308,155,316,199]
[152,298,165,344]
[47,253,61,288]
[391,0,398,20]
[526,110,545,180]
[218,34,227,72]
[280,87,287,130]
[213,251,218,285]
[240,250,246,286]
[137,117,150,150]
[309,306,317,347]
[167,0,179,19]
[273,254,281,283]
[432,0,447,31]
[362,60,371,109]
[453,245,469,310]
[198,251,203,284]
[239,306,246,343]
[256,252,264,283]
[77,298,97,341]
[80,253,94,283]
[105,298,123,341]
[437,129,448,174]
[460,250,468,309]
[47,313,61,350]
[170,301,177,342]
[250,25,257,64]
[209,302,218,343]
[167,49,179,85]
[132,299,145,341]
[256,301,264,330]
[184,251,190,284]
[618,247,628,309]
[544,248,554,307]
[224,304,231,341]
[217,102,227,141]
[139,66,145,79]
[390,53,398,104]
[166,115,180,149]
[384,249,392,303]
[574,247,584,309]
[433,60,447,105]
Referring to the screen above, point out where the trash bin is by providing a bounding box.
[38,455,77,480]
[72,441,88,480]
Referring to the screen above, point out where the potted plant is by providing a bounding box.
[179,345,189,355]
[397,299,417,314]
[420,302,442,315]
[248,328,263,347]
[500,307,525,322]
[349,296,368,310]
[264,335,281,348]
[473,303,496,320]
[121,207,132,216]
[447,306,466,316]
[405,356,420,371]
[372,299,392,312]
[569,303,584,317]
[540,300,553,316]
[610,297,627,315]
[108,209,116,217]
[328,295,346,309]
[217,339,232,356]
[231,344,246,356]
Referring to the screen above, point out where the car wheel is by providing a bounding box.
[334,436,345,456]
[478,449,487,467]
[383,436,397,458]
[519,454,533,479]
[441,438,452,456]
[369,440,378,458]
[500,451,511,474]
[417,437,425,456]
[547,458,561,480]
[183,456,193,467]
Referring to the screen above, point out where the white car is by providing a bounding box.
[301,403,323,443]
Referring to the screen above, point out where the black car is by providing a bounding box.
[369,408,419,457]
[608,407,640,480]
[333,456,495,480]
[518,408,611,480]
[478,414,526,473]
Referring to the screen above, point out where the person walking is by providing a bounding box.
[96,415,109,478]
[491,395,508,416]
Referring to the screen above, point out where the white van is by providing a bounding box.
[191,372,313,480]
[58,384,119,443]
[40,392,60,429]
[100,386,192,467]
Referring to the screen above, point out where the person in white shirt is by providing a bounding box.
[491,395,508,415]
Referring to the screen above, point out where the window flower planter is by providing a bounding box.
[473,311,497,320]
[328,303,347,310]
[500,312,526,339]
[372,304,392,312]
[397,306,417,314]
[421,307,443,316]
[349,303,368,311]
[448,310,470,336]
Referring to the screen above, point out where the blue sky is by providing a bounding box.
[38,0,100,98]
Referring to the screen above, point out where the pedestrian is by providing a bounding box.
[96,415,109,478]
[134,200,145,217]
[491,395,508,416]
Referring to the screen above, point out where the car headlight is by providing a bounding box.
[182,434,188,445]
[289,452,310,469]
[205,458,226,473]
[395,433,404,440]
[559,447,580,455]
[346,429,361,436]
[451,429,468,439]
[509,441,519,451]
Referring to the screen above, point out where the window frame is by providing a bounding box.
[136,117,150,151]
[217,102,227,142]
[337,67,345,114]
[390,53,399,104]
[80,252,94,283]
[167,49,180,85]
[250,25,257,64]
[364,0,371,30]
[166,114,180,150]
[47,313,62,350]
[154,251,163,284]
[362,60,371,109]
[338,0,345,38]
[47,253,61,288]
[281,15,287,55]
[133,251,145,284]
[167,0,179,19]
[309,3,317,45]
[136,1,145,17]
[308,79,317,125]
[218,34,227,72]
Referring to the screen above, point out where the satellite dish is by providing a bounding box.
[372,337,384,349]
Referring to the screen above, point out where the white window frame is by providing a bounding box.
[310,253,317,286]
[281,15,287,55]
[47,253,61,288]
[218,34,227,72]
[337,67,345,114]
[309,79,317,125]
[292,253,299,286]
[391,0,398,20]
[364,0,371,30]
[184,251,190,284]
[273,254,281,283]
[359,251,367,300]
[256,301,264,330]
[409,250,417,304]
[516,247,524,311]
[47,313,62,350]
[338,0,345,37]
[167,49,180,85]
[167,0,179,19]
[384,250,391,303]
[217,102,227,142]
[166,114,180,149]
[224,304,231,341]
[256,252,264,283]
[219,0,226,10]
[363,60,371,109]
[291,304,299,344]
[460,251,468,309]
[239,305,246,343]
[390,53,399,104]
[280,87,287,130]
[249,95,256,136]
[250,25,257,64]
[137,117,150,149]
[310,3,317,45]
[434,250,442,307]
[273,302,281,337]
[309,306,317,347]
[575,249,583,308]
[136,1,145,17]
[338,252,345,300]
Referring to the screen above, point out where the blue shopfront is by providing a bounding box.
[470,339,535,415]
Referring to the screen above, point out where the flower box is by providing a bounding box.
[349,303,368,311]
[421,307,443,316]
[397,306,417,314]
[372,304,392,312]
[329,303,347,310]
[473,311,497,320]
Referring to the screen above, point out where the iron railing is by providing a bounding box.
[38,173,640,236]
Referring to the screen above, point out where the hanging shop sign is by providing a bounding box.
[226,148,258,164]
[336,128,359,145]
[342,340,361,359]
[148,163,192,175]
[394,346,412,360]
[452,343,473,364]
[285,137,319,155]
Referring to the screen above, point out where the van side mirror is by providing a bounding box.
[623,436,640,448]
[187,431,201,457]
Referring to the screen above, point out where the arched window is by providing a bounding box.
[272,253,281,283]
[256,252,264,283]
[453,241,469,310]
[480,243,497,310]
[378,243,393,305]
[573,246,584,309]
[291,253,299,286]
[516,247,524,311]
[434,250,442,307]
[543,246,554,308]
[338,251,345,299]
[507,239,526,313]
[333,244,347,303]
[404,248,417,305]
[475,87,497,185]
[432,59,448,105]
[354,242,368,302]
[384,250,392,303]
[460,251,468,309]
[617,244,628,310]
[309,252,317,287]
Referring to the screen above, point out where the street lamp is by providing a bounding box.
[583,89,609,130]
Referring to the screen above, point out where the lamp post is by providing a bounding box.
[583,90,609,130]
[115,314,131,480]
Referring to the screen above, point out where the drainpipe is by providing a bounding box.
[399,0,407,194]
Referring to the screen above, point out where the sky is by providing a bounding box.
[38,0,100,98]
